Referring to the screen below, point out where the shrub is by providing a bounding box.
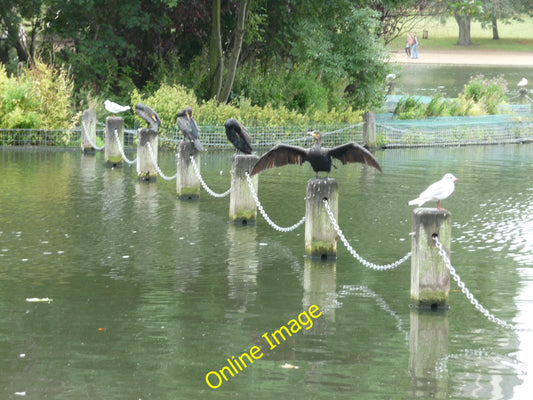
[130,82,364,138]
[0,62,76,131]
[394,96,426,119]
[462,74,508,114]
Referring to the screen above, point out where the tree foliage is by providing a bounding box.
[8,0,528,123]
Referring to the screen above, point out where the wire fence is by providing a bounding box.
[376,116,533,148]
[1,113,532,149]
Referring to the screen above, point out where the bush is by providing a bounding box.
[394,96,426,119]
[130,82,364,139]
[0,62,76,131]
[462,74,508,114]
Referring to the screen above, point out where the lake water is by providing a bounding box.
[393,64,532,101]
[1,144,532,399]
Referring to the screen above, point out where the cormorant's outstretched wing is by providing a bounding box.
[224,119,252,154]
[251,144,309,175]
[328,143,382,172]
[135,103,161,130]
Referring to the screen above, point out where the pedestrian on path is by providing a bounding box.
[405,32,413,57]
[411,32,419,59]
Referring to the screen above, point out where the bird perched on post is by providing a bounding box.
[104,100,131,116]
[176,107,204,151]
[408,173,458,211]
[224,118,252,155]
[135,103,161,132]
[251,130,382,178]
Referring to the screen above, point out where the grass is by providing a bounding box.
[388,15,533,52]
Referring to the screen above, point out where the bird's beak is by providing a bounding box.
[307,131,318,139]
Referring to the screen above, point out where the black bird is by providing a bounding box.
[177,107,204,151]
[135,103,161,132]
[224,118,252,155]
[251,131,382,178]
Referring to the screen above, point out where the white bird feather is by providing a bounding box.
[104,100,131,114]
[408,173,458,210]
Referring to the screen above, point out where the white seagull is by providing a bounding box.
[104,100,131,115]
[408,173,458,210]
[518,78,528,87]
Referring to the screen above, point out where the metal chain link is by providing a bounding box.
[113,129,137,165]
[189,156,231,198]
[146,142,177,180]
[433,235,533,332]
[245,172,305,232]
[323,199,411,270]
[81,120,105,150]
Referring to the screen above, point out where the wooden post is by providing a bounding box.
[81,109,97,153]
[105,117,124,168]
[137,128,158,182]
[408,309,449,397]
[305,178,338,259]
[176,141,200,200]
[519,88,527,104]
[363,111,377,149]
[410,208,451,309]
[229,154,259,225]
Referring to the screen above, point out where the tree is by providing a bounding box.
[290,3,391,110]
[0,1,44,68]
[208,0,250,102]
[371,0,432,45]
[447,0,483,45]
[479,0,528,40]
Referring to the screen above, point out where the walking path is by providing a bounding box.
[389,49,533,66]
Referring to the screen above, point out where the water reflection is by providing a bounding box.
[226,224,258,314]
[303,258,336,335]
[408,309,449,399]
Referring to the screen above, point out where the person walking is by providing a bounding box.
[405,32,413,57]
[411,32,419,59]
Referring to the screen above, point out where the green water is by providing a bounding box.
[0,145,532,399]
[394,64,531,99]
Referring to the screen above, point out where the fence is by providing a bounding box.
[1,113,533,149]
[376,114,533,148]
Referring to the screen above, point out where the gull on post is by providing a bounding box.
[408,173,458,211]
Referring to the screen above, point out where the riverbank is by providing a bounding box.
[388,49,533,66]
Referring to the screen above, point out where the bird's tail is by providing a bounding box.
[193,139,205,152]
[408,198,422,206]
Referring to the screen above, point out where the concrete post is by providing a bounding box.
[410,208,451,309]
[105,117,124,168]
[177,141,200,200]
[305,178,338,259]
[229,154,259,225]
[363,111,377,149]
[81,109,97,153]
[137,128,158,182]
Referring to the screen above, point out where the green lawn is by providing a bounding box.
[387,15,533,52]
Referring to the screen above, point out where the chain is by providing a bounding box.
[113,129,137,165]
[245,172,305,232]
[323,199,411,270]
[146,142,177,180]
[433,235,533,332]
[81,120,105,150]
[189,156,231,198]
